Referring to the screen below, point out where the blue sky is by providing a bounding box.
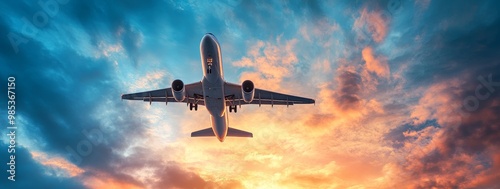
[1,0,500,188]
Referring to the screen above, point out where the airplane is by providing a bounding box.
[121,33,315,142]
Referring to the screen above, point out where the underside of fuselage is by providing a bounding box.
[200,33,228,142]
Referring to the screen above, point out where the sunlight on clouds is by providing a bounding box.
[233,38,298,91]
[4,0,500,188]
[31,151,84,177]
[410,78,465,126]
[361,46,390,78]
[110,16,405,188]
[98,41,124,58]
[84,174,143,189]
[127,71,169,92]
[353,8,390,43]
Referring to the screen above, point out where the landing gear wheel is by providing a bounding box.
[189,103,198,111]
[229,105,237,113]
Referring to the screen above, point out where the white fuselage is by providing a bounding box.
[200,33,228,142]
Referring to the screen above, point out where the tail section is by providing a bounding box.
[227,127,253,137]
[190,127,253,138]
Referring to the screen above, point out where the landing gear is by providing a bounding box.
[229,105,237,113]
[189,103,198,111]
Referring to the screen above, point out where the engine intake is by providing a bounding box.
[241,80,255,103]
[171,79,186,102]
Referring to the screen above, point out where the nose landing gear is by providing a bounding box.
[189,103,198,111]
[229,105,237,113]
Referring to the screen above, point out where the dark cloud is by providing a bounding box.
[401,10,500,155]
[155,165,245,189]
[59,0,203,65]
[404,10,500,87]
[385,7,500,187]
[0,1,155,187]
[384,119,439,148]
[336,70,362,109]
[102,147,245,189]
[0,1,242,188]
[440,93,500,156]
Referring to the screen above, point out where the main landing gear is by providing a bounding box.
[229,105,237,113]
[189,103,198,111]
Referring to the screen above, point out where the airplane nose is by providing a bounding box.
[202,33,219,44]
[201,35,213,47]
[202,34,213,43]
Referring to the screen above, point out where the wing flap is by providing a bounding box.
[121,81,205,105]
[223,82,315,106]
[144,97,205,106]
[226,99,293,106]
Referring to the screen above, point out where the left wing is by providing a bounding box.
[224,82,315,106]
[121,81,205,105]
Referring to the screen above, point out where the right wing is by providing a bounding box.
[121,81,205,105]
[224,82,315,106]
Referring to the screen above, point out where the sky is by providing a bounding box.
[0,0,500,188]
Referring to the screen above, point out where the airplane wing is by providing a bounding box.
[121,81,205,105]
[224,82,315,106]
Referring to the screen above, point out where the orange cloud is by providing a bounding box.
[84,174,143,189]
[353,8,389,43]
[31,151,84,177]
[387,76,500,188]
[362,46,390,78]
[233,38,298,91]
[468,153,500,188]
[410,78,465,126]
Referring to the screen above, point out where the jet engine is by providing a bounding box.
[171,79,186,102]
[241,80,255,103]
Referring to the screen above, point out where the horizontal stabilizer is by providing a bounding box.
[227,127,253,137]
[191,127,215,137]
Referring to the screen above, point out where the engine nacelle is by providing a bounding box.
[241,80,255,103]
[171,79,186,102]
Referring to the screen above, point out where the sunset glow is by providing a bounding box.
[1,0,499,188]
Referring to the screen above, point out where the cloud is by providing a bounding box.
[1,0,500,188]
[335,69,362,110]
[386,77,500,188]
[0,147,85,189]
[410,78,464,126]
[362,46,390,78]
[233,37,298,90]
[353,8,389,43]
[31,151,84,177]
